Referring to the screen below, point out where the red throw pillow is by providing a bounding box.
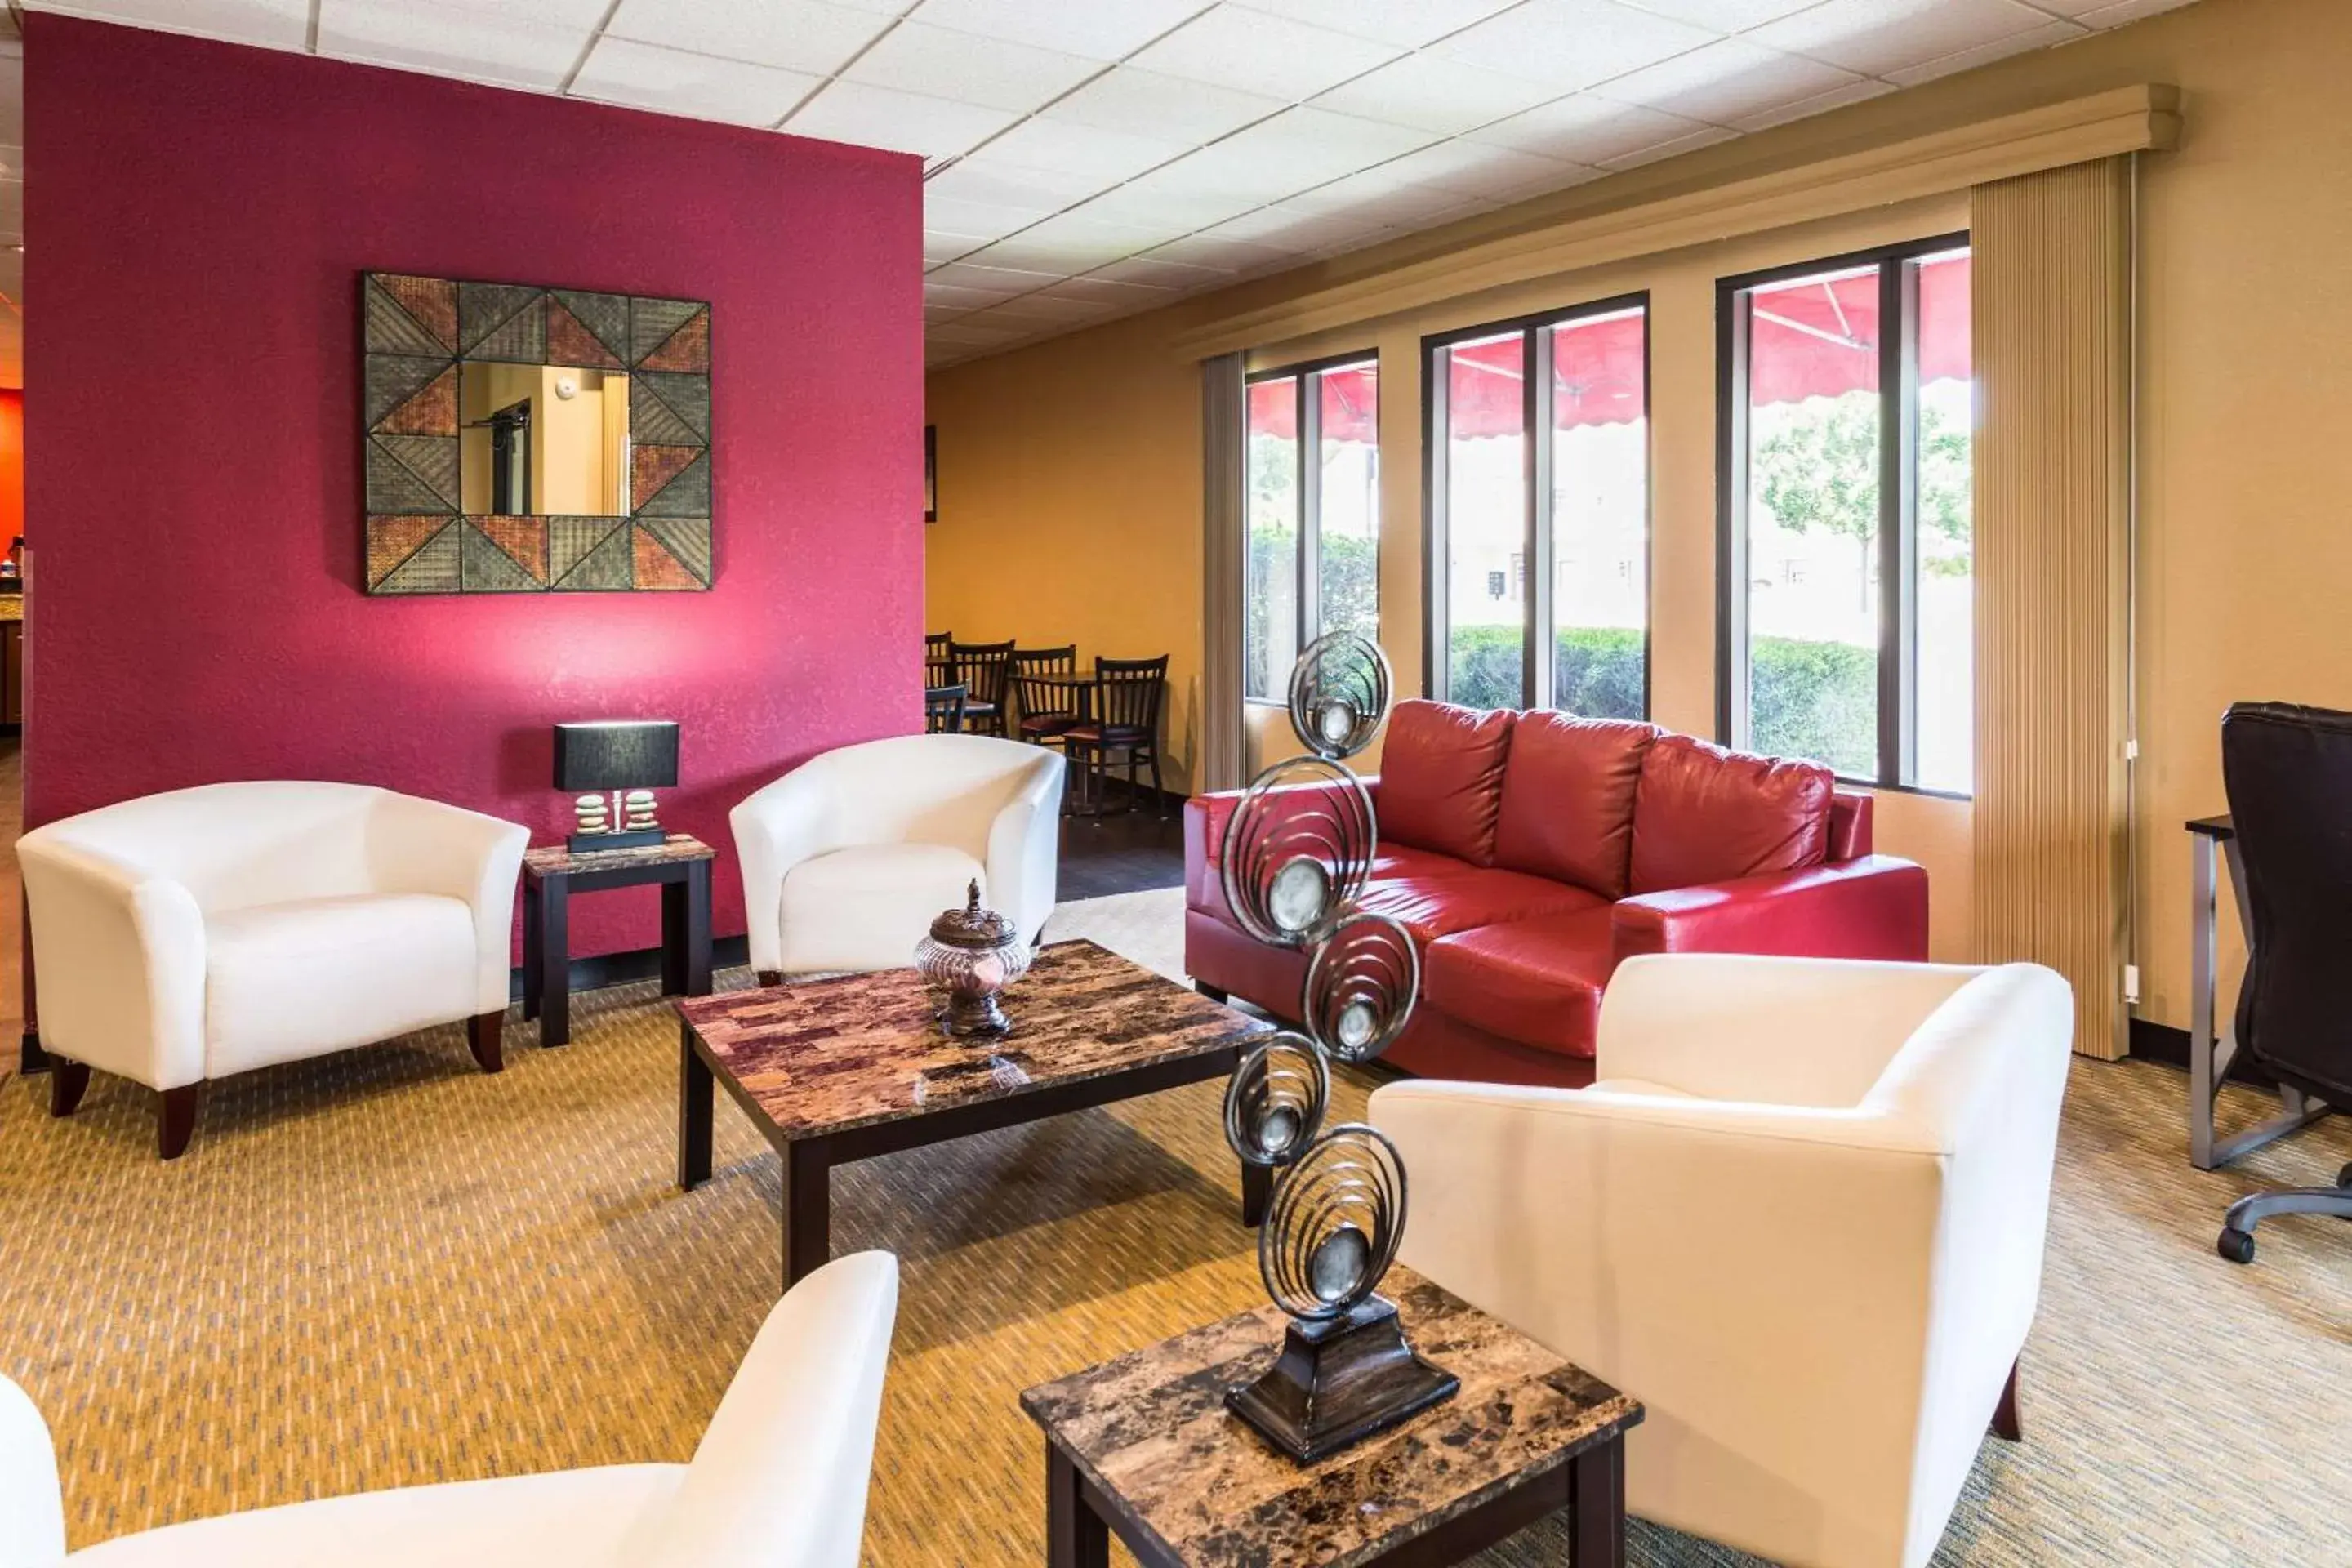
[1492,713,1660,898]
[1376,700,1517,866]
[1628,733,1833,894]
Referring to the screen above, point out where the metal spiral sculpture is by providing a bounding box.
[1214,630,1458,1463]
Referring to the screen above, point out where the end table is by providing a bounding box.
[523,834,714,1048]
[1022,1267,1642,1568]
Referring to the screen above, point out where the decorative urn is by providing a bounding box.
[914,880,1031,1038]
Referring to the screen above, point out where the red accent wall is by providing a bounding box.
[25,16,924,958]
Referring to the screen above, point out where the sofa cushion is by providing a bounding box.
[1377,700,1515,866]
[1492,712,1659,898]
[1423,906,1618,1057]
[1358,864,1603,943]
[206,893,479,1079]
[1628,734,1834,895]
[781,842,986,974]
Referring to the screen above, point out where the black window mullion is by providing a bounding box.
[1529,326,1557,710]
[1297,372,1321,653]
[1877,260,1916,788]
[1716,285,1753,746]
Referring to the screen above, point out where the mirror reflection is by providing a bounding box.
[459,362,630,517]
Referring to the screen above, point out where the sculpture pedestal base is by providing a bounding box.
[1225,1294,1459,1463]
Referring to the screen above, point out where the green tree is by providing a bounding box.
[1751,396,1973,596]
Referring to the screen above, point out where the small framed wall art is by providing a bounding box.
[361,272,715,595]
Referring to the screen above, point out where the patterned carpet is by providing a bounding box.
[2,885,2349,1565]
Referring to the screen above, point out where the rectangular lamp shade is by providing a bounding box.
[554,721,679,791]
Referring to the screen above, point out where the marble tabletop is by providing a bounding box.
[523,832,712,878]
[677,940,1271,1140]
[1022,1267,1642,1568]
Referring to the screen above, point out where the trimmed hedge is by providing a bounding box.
[1446,624,1873,771]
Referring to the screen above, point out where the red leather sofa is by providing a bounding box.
[1184,700,1930,1087]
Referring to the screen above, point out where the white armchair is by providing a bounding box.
[19,782,529,1159]
[0,1250,898,1568]
[1370,954,2074,1568]
[732,733,1063,979]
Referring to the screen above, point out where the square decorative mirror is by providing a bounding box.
[361,272,713,594]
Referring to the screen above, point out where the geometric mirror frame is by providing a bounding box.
[362,271,714,595]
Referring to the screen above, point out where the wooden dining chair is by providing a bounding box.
[924,683,968,734]
[1009,644,1081,751]
[1065,654,1169,818]
[924,630,955,691]
[948,639,1013,738]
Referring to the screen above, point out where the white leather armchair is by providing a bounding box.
[732,733,1063,979]
[0,1250,898,1568]
[1370,954,2074,1568]
[19,782,529,1159]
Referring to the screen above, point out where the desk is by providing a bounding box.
[523,834,714,1048]
[2185,814,2332,1169]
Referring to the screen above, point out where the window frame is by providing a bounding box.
[1243,349,1379,706]
[1713,232,1971,799]
[1421,291,1654,715]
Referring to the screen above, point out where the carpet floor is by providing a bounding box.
[2,886,2348,1564]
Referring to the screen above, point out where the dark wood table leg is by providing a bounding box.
[678,1022,714,1191]
[782,1138,832,1291]
[1569,1435,1627,1568]
[538,871,571,1047]
[1241,1158,1270,1228]
[522,874,542,1022]
[662,861,714,997]
[1046,1445,1110,1568]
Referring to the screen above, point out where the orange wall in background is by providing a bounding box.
[0,391,22,546]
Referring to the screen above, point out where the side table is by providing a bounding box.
[523,834,714,1048]
[1022,1267,1642,1568]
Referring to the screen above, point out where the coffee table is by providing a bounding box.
[676,939,1275,1289]
[1023,1267,1643,1568]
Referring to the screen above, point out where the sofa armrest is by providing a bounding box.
[17,836,207,1091]
[983,752,1065,945]
[0,1375,65,1568]
[368,793,530,1013]
[730,767,837,976]
[1612,854,1927,968]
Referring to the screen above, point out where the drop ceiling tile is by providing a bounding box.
[979,292,1123,323]
[923,229,991,264]
[958,118,1192,185]
[1750,0,2060,78]
[1432,0,1719,91]
[787,79,1019,159]
[1034,275,1181,305]
[1202,106,1438,189]
[1312,52,1561,136]
[924,158,1111,211]
[1234,0,1526,49]
[1465,93,1714,165]
[1370,139,1590,202]
[926,259,1064,295]
[2073,0,2199,20]
[1140,232,1294,270]
[1200,203,1398,252]
[572,36,821,123]
[1042,65,1287,144]
[1126,7,1404,102]
[1087,253,1235,288]
[1596,122,1736,169]
[1730,75,1893,131]
[906,0,1206,60]
[1884,19,2087,86]
[922,280,1027,308]
[1610,0,1821,27]
[318,0,589,90]
[973,216,1175,274]
[1588,37,1864,126]
[604,0,893,76]
[38,0,310,49]
[844,20,1100,113]
[924,190,1061,238]
[1076,172,1268,230]
[1278,167,1487,229]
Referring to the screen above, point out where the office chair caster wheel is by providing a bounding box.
[2216,1227,2256,1264]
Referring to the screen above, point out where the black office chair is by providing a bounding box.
[2214,701,2352,1264]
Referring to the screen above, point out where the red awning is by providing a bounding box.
[1246,255,1969,446]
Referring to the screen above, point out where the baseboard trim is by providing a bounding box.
[2127,1016,2278,1088]
[511,935,751,1002]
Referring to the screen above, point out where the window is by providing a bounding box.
[1717,238,1973,794]
[1244,356,1379,701]
[1427,297,1649,716]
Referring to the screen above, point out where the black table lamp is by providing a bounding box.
[555,720,679,853]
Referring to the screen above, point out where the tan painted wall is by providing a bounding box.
[928,0,2342,1017]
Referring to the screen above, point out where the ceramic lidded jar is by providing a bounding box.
[914,880,1031,1038]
